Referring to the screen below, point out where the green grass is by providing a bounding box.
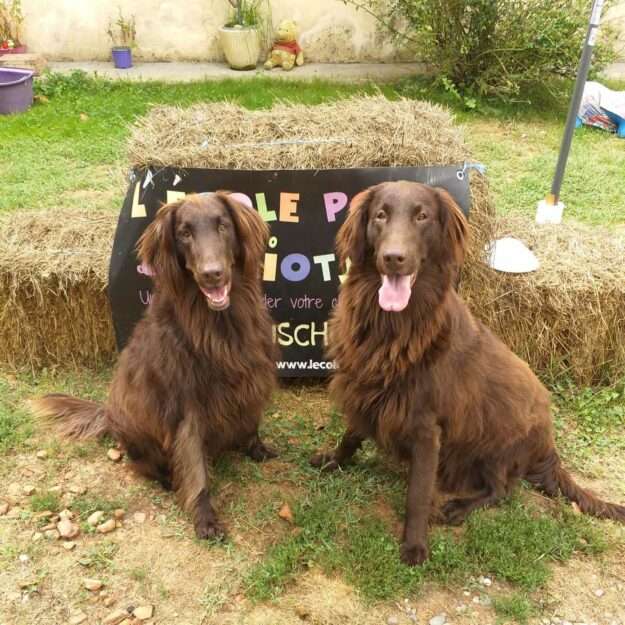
[0,378,33,452]
[493,593,536,624]
[553,381,625,463]
[79,541,119,571]
[72,494,126,521]
[30,490,61,513]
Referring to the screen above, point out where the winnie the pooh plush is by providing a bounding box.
[264,19,304,71]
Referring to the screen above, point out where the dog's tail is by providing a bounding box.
[531,452,625,522]
[30,393,110,440]
[554,459,625,522]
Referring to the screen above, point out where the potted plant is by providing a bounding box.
[219,0,265,70]
[0,0,26,54]
[107,9,136,69]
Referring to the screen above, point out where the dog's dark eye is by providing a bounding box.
[375,210,387,221]
[416,212,428,222]
[179,228,192,239]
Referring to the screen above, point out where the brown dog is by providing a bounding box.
[311,181,625,566]
[33,193,277,540]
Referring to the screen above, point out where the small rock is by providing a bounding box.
[44,529,60,540]
[63,541,77,551]
[133,605,154,620]
[19,553,29,563]
[69,612,88,625]
[456,604,467,613]
[0,502,9,515]
[388,617,399,625]
[463,590,471,596]
[278,503,294,523]
[49,485,62,493]
[36,450,48,459]
[113,509,125,520]
[429,614,447,625]
[32,532,44,542]
[97,519,117,534]
[107,448,122,462]
[57,518,80,539]
[59,508,73,520]
[69,484,86,495]
[594,589,605,598]
[103,597,116,608]
[133,512,146,524]
[115,520,123,528]
[478,575,492,587]
[119,620,134,625]
[87,511,105,527]
[103,609,129,625]
[84,578,104,591]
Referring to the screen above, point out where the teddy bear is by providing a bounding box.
[264,19,304,71]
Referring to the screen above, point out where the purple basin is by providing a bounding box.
[0,67,34,115]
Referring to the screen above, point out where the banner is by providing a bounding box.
[108,165,470,377]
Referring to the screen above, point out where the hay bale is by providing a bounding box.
[127,95,494,259]
[0,209,117,370]
[461,217,625,385]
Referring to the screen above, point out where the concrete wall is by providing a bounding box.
[19,0,625,63]
[607,1,625,60]
[20,0,410,63]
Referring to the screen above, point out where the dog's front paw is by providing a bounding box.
[195,519,227,542]
[247,440,278,462]
[400,541,429,566]
[441,498,470,526]
[309,452,340,472]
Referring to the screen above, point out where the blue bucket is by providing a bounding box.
[0,67,34,115]
[112,47,133,69]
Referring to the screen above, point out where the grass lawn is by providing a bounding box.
[1,73,625,625]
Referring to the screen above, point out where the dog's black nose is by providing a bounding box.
[202,264,224,282]
[383,252,406,269]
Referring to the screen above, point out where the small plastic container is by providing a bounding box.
[0,67,34,115]
[112,47,133,69]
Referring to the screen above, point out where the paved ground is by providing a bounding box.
[48,61,426,83]
[603,61,625,79]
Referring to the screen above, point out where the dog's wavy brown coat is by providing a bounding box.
[33,193,277,539]
[312,181,625,566]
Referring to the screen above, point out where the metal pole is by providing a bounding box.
[545,0,605,207]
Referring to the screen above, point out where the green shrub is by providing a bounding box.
[348,0,617,101]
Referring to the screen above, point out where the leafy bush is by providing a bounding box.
[347,0,617,101]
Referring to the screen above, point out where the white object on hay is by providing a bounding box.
[485,237,540,273]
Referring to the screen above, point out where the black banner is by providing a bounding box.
[108,166,470,377]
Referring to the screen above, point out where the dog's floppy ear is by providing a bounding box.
[136,199,185,296]
[436,187,468,266]
[218,192,269,279]
[336,186,376,270]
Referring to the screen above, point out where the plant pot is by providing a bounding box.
[219,26,260,70]
[112,46,132,69]
[0,44,27,55]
